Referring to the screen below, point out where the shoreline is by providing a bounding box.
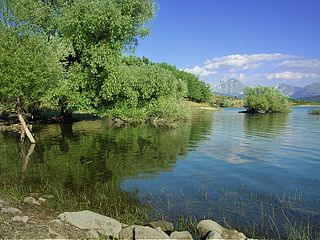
[0,195,247,239]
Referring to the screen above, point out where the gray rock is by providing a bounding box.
[221,229,246,239]
[206,230,222,239]
[42,194,55,199]
[147,220,175,233]
[38,197,47,202]
[197,220,224,238]
[134,226,170,239]
[86,229,100,239]
[11,215,29,224]
[48,227,60,236]
[170,231,193,239]
[24,197,40,205]
[58,210,121,239]
[0,199,7,207]
[49,219,64,225]
[197,219,246,240]
[1,207,22,215]
[119,225,140,240]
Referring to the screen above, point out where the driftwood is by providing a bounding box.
[17,113,35,143]
[16,97,36,143]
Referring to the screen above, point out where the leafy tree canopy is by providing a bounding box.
[0,23,64,113]
[243,86,290,113]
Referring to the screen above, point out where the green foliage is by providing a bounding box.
[155,63,211,103]
[101,65,186,107]
[244,86,290,113]
[0,24,63,113]
[52,0,155,113]
[0,0,194,124]
[309,109,320,115]
[147,97,191,126]
[209,94,243,108]
[99,65,189,124]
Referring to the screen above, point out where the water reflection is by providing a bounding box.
[0,114,213,223]
[243,113,288,139]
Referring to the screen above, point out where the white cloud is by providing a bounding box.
[277,58,320,70]
[184,66,216,77]
[204,53,290,71]
[266,71,320,80]
[183,53,320,86]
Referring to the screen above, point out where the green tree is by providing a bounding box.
[0,24,64,142]
[52,0,155,119]
[155,63,211,102]
[243,86,289,113]
[99,64,189,122]
[1,0,155,120]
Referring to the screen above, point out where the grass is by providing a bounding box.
[1,177,319,240]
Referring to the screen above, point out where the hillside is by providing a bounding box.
[277,83,302,97]
[292,82,320,101]
[211,79,246,97]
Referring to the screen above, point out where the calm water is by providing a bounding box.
[1,107,319,238]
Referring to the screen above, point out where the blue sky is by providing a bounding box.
[136,0,320,86]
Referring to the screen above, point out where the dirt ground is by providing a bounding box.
[0,197,88,239]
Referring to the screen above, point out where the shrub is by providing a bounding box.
[243,86,290,113]
[309,109,320,115]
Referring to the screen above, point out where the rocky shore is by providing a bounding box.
[0,196,248,239]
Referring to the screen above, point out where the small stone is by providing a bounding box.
[147,220,175,233]
[170,231,193,240]
[48,227,60,236]
[87,229,100,239]
[0,199,7,207]
[24,197,40,205]
[42,194,55,199]
[50,219,64,225]
[1,207,22,215]
[38,197,47,202]
[11,215,29,224]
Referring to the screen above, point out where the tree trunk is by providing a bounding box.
[16,97,36,144]
[17,113,36,143]
[59,98,74,123]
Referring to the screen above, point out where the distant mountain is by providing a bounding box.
[291,82,320,101]
[277,83,301,97]
[211,79,247,97]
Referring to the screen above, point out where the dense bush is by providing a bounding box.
[99,65,189,123]
[155,63,211,103]
[0,24,63,114]
[243,86,290,113]
[309,109,320,115]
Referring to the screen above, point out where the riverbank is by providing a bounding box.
[0,101,218,133]
[0,195,247,239]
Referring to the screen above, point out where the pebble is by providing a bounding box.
[11,215,29,224]
[1,207,22,215]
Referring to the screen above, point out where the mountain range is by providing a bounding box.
[210,79,320,101]
[211,79,246,97]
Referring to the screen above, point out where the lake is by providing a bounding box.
[0,106,319,239]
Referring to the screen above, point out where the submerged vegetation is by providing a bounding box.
[0,0,210,133]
